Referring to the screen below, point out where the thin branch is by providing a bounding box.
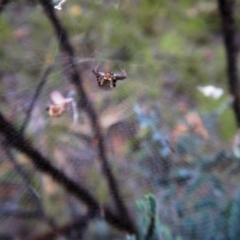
[0,1,56,232]
[2,65,56,230]
[144,215,155,240]
[29,210,95,240]
[20,65,53,135]
[0,110,136,235]
[217,0,240,127]
[3,146,44,214]
[0,0,10,13]
[39,0,135,229]
[2,145,57,230]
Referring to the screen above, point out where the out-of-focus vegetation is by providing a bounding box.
[1,0,240,239]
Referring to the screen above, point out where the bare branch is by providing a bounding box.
[2,146,44,214]
[38,0,135,231]
[217,0,240,127]
[29,210,95,240]
[2,144,57,230]
[0,111,136,234]
[0,0,10,13]
[20,65,53,135]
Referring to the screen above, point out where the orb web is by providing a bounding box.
[0,1,238,239]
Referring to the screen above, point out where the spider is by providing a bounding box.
[92,65,127,88]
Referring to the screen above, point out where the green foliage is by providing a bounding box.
[0,17,13,71]
[136,194,158,240]
[220,108,236,140]
[0,17,12,47]
[135,0,162,35]
[229,191,240,240]
[160,30,185,56]
[136,194,183,240]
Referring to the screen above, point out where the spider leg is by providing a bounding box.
[109,80,114,88]
[100,77,105,86]
[113,69,127,80]
[92,65,100,75]
[92,65,105,77]
[96,77,101,86]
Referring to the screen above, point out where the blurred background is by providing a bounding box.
[0,0,240,239]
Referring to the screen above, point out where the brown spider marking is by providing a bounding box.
[92,65,127,88]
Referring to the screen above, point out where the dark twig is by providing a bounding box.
[39,0,135,230]
[144,215,155,240]
[0,25,54,225]
[4,64,56,229]
[20,65,53,135]
[2,145,57,230]
[217,0,240,127]
[0,110,136,234]
[0,0,10,13]
[3,146,44,214]
[29,210,96,240]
